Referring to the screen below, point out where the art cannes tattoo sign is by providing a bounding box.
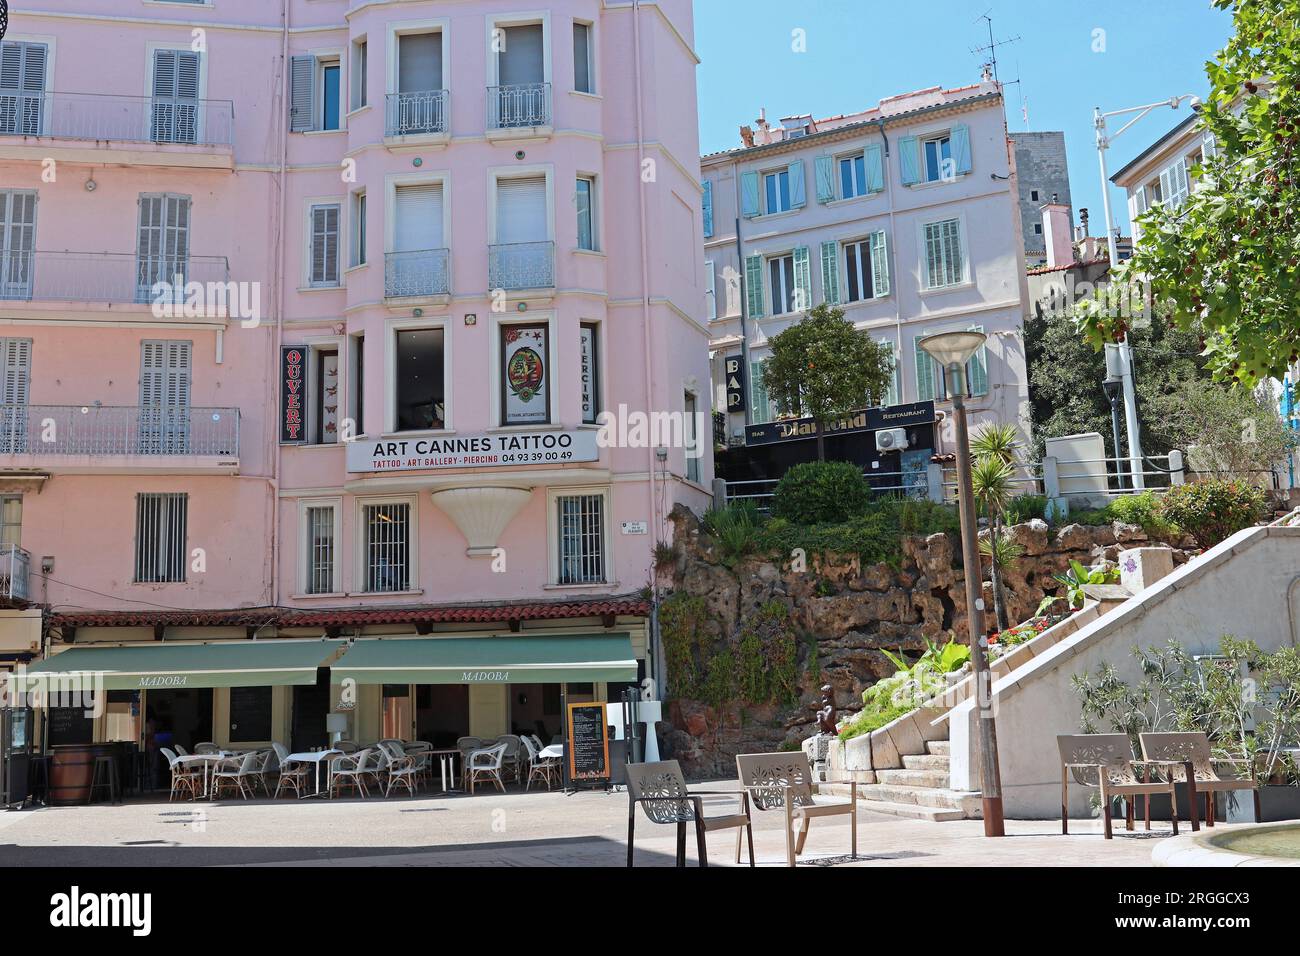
[345,429,599,473]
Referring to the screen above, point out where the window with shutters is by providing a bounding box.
[360,498,412,593]
[490,21,549,129]
[134,493,188,584]
[573,21,594,94]
[914,327,988,402]
[0,190,36,300]
[764,168,792,214]
[151,49,201,144]
[767,254,795,315]
[0,338,31,454]
[136,193,191,302]
[922,133,953,183]
[0,495,21,550]
[750,359,775,425]
[389,181,447,297]
[350,38,368,112]
[839,153,867,199]
[394,328,445,432]
[320,59,341,131]
[138,340,192,455]
[552,489,608,586]
[289,52,346,133]
[843,232,889,303]
[575,175,596,251]
[309,203,341,287]
[492,174,552,289]
[391,31,445,136]
[350,190,367,268]
[0,41,48,136]
[922,218,965,289]
[301,500,339,595]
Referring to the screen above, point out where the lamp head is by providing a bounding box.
[918,330,987,368]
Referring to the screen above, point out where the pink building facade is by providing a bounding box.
[2,0,710,754]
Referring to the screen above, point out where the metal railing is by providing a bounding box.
[0,405,239,458]
[488,240,554,290]
[487,82,551,129]
[725,467,919,512]
[0,251,230,305]
[0,91,235,147]
[384,248,450,298]
[385,89,449,136]
[0,545,30,602]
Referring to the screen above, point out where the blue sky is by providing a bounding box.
[696,0,1232,233]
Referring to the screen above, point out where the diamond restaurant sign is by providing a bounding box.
[345,429,599,473]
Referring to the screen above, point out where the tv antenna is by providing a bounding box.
[971,10,1021,86]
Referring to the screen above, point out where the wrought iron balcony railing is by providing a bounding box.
[487,82,551,130]
[488,241,554,291]
[0,91,235,147]
[385,248,450,298]
[0,545,30,603]
[0,405,239,458]
[385,89,449,136]
[0,251,230,305]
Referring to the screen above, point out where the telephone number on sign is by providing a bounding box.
[500,451,577,464]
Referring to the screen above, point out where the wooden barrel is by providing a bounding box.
[49,744,111,806]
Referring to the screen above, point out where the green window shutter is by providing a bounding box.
[788,160,807,208]
[814,155,836,203]
[792,246,812,312]
[965,324,988,396]
[879,340,899,407]
[869,231,890,297]
[914,335,937,402]
[819,240,840,305]
[864,144,884,193]
[740,171,760,218]
[744,253,765,318]
[750,360,771,424]
[951,123,972,175]
[701,179,714,239]
[899,135,920,185]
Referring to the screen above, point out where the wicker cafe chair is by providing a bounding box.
[330,748,374,799]
[212,752,260,800]
[194,741,220,755]
[378,741,420,797]
[272,743,310,799]
[1057,734,1179,839]
[1139,731,1261,829]
[736,751,858,867]
[160,747,201,802]
[466,742,509,795]
[494,735,524,783]
[626,760,754,868]
[520,734,560,791]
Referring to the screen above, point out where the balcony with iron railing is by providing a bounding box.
[0,545,30,605]
[385,89,449,141]
[385,248,451,301]
[0,405,240,475]
[487,83,552,136]
[0,251,230,312]
[0,91,236,168]
[488,241,555,292]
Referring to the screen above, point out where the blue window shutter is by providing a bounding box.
[966,324,988,396]
[899,135,920,186]
[792,245,812,311]
[864,144,884,193]
[744,253,765,318]
[815,155,835,203]
[740,171,760,218]
[789,160,807,208]
[820,240,839,305]
[701,180,714,239]
[914,335,936,402]
[951,124,972,175]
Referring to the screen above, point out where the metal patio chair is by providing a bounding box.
[736,751,857,866]
[626,760,754,868]
[1057,733,1179,839]
[272,743,309,799]
[1139,731,1262,830]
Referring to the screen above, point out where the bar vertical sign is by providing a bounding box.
[280,345,306,444]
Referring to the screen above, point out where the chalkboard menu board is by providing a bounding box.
[228,686,273,742]
[566,701,610,785]
[47,707,93,746]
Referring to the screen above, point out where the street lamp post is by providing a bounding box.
[1093,94,1199,491]
[919,330,1005,837]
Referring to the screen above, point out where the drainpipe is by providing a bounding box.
[268,0,290,611]
[734,213,751,426]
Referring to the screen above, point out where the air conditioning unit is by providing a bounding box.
[875,428,908,452]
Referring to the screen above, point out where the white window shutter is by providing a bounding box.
[310,204,341,285]
[495,176,547,244]
[394,184,443,251]
[792,246,812,312]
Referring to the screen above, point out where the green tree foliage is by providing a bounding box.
[761,302,895,459]
[771,460,870,524]
[1144,377,1295,479]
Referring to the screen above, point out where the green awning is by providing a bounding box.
[330,633,637,685]
[19,639,346,691]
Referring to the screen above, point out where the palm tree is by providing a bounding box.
[970,453,1016,632]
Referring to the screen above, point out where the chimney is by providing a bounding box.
[1042,201,1075,268]
[1075,207,1090,242]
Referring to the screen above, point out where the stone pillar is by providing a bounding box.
[1117,546,1176,593]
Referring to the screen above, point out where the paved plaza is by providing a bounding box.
[0,782,1170,867]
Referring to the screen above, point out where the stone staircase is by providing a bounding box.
[831,739,982,822]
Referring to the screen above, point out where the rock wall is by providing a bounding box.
[659,505,1191,777]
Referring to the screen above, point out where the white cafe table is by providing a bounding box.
[538,744,563,761]
[285,749,342,798]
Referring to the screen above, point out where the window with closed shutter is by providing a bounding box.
[152,49,200,144]
[0,190,36,300]
[923,218,964,289]
[399,33,442,93]
[309,203,341,287]
[0,41,47,136]
[393,185,441,252]
[136,194,191,302]
[139,340,192,455]
[498,24,544,87]
[0,338,31,454]
[496,176,547,244]
[289,55,315,132]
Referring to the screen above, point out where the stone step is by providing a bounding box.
[856,783,983,815]
[819,790,966,822]
[901,753,950,771]
[874,768,950,789]
[925,740,951,756]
